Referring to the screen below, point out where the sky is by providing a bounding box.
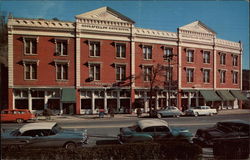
[1,0,249,69]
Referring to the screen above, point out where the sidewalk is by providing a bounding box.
[37,109,250,121]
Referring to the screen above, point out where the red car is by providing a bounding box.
[1,109,36,123]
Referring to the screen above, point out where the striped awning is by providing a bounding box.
[230,90,248,101]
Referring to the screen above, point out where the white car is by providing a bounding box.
[184,106,217,116]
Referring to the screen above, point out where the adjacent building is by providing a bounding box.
[7,7,247,114]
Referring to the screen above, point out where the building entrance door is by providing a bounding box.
[63,103,76,114]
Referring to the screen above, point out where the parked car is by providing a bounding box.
[118,119,193,144]
[155,106,183,118]
[0,109,36,123]
[184,106,217,116]
[1,122,88,150]
[193,120,250,147]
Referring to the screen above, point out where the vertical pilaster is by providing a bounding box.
[117,90,121,112]
[213,36,217,89]
[188,92,191,109]
[104,89,107,112]
[28,89,32,111]
[130,25,136,112]
[44,91,48,109]
[91,91,95,114]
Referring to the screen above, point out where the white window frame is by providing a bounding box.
[220,53,226,65]
[232,71,238,84]
[186,68,194,82]
[220,70,226,83]
[89,41,100,57]
[203,51,210,64]
[116,43,126,58]
[55,39,68,56]
[56,63,68,80]
[186,49,194,63]
[233,55,238,66]
[23,37,38,55]
[116,64,126,81]
[165,66,173,82]
[23,60,39,80]
[143,66,152,82]
[164,48,173,60]
[89,63,101,81]
[203,69,210,83]
[143,45,152,60]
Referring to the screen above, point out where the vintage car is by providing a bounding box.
[118,119,193,144]
[1,109,36,123]
[1,122,88,150]
[184,106,217,116]
[155,106,183,118]
[193,120,250,147]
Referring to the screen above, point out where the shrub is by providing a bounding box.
[2,142,202,160]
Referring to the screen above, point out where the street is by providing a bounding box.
[2,113,250,146]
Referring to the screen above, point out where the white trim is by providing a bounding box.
[76,37,81,87]
[8,34,14,88]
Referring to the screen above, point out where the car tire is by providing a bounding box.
[194,112,199,117]
[209,113,214,116]
[157,113,162,118]
[16,118,24,123]
[64,142,76,151]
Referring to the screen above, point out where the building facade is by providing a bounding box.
[7,7,246,114]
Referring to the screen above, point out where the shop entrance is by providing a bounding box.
[62,103,76,114]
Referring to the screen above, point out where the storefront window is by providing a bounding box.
[32,99,44,110]
[81,99,92,109]
[15,99,28,109]
[48,99,60,110]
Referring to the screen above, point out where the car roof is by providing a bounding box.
[137,119,169,130]
[19,122,57,133]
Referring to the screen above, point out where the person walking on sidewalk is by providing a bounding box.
[136,108,142,118]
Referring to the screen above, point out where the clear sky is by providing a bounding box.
[1,0,249,69]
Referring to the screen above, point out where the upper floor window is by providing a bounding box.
[186,49,194,62]
[203,51,210,64]
[23,37,37,55]
[116,65,126,81]
[55,40,68,56]
[203,69,210,83]
[56,63,68,80]
[165,66,173,82]
[24,63,37,80]
[116,43,126,58]
[232,55,238,66]
[143,46,152,60]
[164,48,173,60]
[186,68,194,82]
[232,71,238,84]
[220,70,226,83]
[23,60,38,80]
[89,41,100,57]
[220,53,226,65]
[143,66,152,81]
[89,63,100,81]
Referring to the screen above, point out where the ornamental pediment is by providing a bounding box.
[179,21,216,35]
[75,6,135,24]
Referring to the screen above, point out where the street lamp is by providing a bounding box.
[163,49,176,107]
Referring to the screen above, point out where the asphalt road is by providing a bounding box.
[2,113,250,146]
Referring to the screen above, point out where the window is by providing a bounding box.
[143,46,152,60]
[24,38,37,55]
[24,63,37,80]
[186,50,194,62]
[116,65,126,81]
[220,70,226,83]
[166,66,173,82]
[143,127,155,132]
[186,68,194,82]
[143,66,152,81]
[89,63,100,81]
[203,51,210,63]
[233,71,238,84]
[164,48,173,60]
[220,53,226,65]
[233,55,238,66]
[56,63,68,80]
[116,43,126,58]
[89,41,100,57]
[55,40,67,56]
[203,69,210,83]
[31,90,44,97]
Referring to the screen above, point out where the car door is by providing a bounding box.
[154,126,171,140]
[20,130,49,148]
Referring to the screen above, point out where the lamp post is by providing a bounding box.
[163,50,175,107]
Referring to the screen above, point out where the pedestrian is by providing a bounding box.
[99,108,105,118]
[109,107,115,118]
[136,108,142,118]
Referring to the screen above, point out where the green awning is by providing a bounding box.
[230,90,248,101]
[61,88,76,102]
[200,90,221,101]
[217,90,235,101]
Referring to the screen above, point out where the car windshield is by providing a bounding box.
[51,124,62,134]
[11,129,21,136]
[216,123,234,133]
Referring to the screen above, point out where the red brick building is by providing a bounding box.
[7,7,246,114]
